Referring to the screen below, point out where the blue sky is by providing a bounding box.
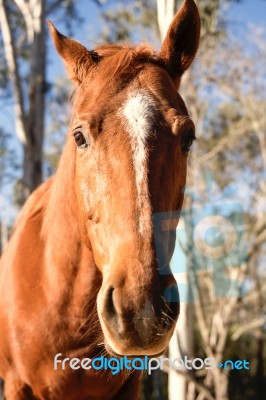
[59,0,266,43]
[38,0,266,88]
[230,0,266,25]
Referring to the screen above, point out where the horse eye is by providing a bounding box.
[74,131,89,149]
[181,129,195,154]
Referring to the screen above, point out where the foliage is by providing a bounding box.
[0,128,19,187]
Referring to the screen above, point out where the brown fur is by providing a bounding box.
[0,1,200,399]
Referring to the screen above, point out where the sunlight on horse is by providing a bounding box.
[0,0,200,398]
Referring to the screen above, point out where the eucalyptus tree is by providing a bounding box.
[0,0,81,202]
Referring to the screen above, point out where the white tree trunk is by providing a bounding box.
[0,219,9,254]
[168,293,194,400]
[0,0,46,200]
[157,0,176,40]
[0,0,27,145]
[156,2,193,400]
[168,303,187,400]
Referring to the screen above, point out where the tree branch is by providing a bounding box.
[162,365,215,400]
[13,0,34,41]
[231,317,266,341]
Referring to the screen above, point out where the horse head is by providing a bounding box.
[48,0,200,357]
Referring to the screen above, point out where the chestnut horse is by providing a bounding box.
[0,0,200,398]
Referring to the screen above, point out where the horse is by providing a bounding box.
[0,0,200,398]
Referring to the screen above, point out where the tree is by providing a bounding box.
[185,26,266,399]
[0,0,81,202]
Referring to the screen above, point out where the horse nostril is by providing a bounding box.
[105,286,116,317]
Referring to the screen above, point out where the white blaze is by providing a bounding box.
[121,90,156,234]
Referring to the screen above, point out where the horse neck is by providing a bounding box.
[42,137,101,307]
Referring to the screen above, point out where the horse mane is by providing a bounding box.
[41,134,79,249]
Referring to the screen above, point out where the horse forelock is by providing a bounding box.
[80,43,165,81]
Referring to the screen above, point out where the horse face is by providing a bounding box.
[49,0,200,356]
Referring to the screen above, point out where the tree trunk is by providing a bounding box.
[213,370,228,400]
[23,0,46,198]
[0,0,46,202]
[0,219,9,254]
[156,0,175,40]
[168,306,187,400]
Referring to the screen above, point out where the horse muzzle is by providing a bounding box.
[97,282,180,356]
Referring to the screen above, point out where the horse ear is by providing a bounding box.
[47,21,96,84]
[160,0,200,82]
